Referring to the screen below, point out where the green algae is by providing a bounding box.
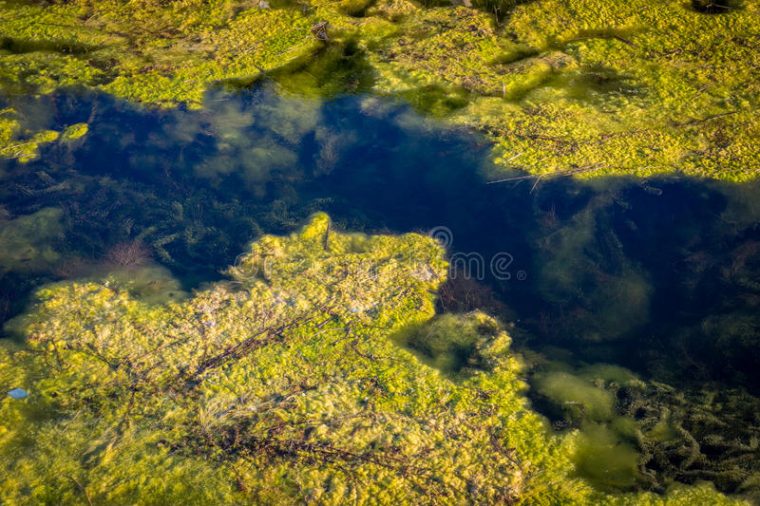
[531,355,760,501]
[1,0,757,180]
[0,0,320,166]
[0,108,59,163]
[0,0,756,503]
[532,364,651,491]
[401,311,511,374]
[574,422,641,490]
[535,370,617,421]
[0,0,318,106]
[59,122,88,142]
[0,104,89,163]
[534,191,654,342]
[188,92,320,192]
[270,39,377,98]
[0,214,745,504]
[0,207,63,273]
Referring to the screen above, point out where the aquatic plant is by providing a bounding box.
[1,0,757,180]
[533,192,653,342]
[104,240,152,267]
[0,207,63,273]
[531,357,760,501]
[625,383,760,502]
[437,275,508,315]
[0,215,745,504]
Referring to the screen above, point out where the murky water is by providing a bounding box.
[1,83,759,494]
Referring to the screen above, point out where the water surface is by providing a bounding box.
[1,83,759,494]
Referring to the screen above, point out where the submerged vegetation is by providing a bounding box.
[531,360,760,499]
[1,0,758,179]
[1,0,759,502]
[0,215,746,504]
[0,84,758,503]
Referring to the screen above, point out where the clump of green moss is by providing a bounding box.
[2,0,757,180]
[402,311,510,374]
[0,214,743,504]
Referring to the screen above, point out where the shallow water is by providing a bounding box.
[1,83,759,493]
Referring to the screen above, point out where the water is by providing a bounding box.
[1,83,759,493]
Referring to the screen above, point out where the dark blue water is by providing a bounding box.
[1,84,759,394]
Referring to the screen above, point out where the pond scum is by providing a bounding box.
[0,214,747,504]
[0,0,758,179]
[1,0,760,503]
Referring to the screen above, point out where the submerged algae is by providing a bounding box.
[0,105,88,163]
[0,215,743,504]
[401,311,511,374]
[0,207,63,273]
[531,358,760,500]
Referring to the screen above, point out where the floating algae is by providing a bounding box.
[0,215,743,504]
[1,0,757,180]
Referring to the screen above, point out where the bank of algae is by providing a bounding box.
[0,215,743,504]
[1,0,758,180]
[1,0,759,502]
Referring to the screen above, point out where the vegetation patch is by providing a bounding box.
[0,214,744,504]
[1,0,758,180]
[531,358,760,500]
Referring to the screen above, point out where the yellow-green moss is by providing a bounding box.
[369,0,759,181]
[0,215,745,504]
[59,122,88,142]
[2,0,758,180]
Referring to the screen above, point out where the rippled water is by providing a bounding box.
[1,83,759,492]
